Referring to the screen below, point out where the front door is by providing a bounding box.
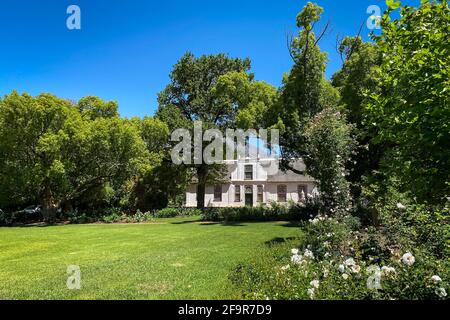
[245,186,253,207]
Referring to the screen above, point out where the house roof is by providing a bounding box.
[266,159,314,182]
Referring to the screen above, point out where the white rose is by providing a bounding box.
[291,248,299,255]
[307,288,315,299]
[401,252,415,266]
[338,264,345,273]
[310,280,320,289]
[431,275,442,284]
[396,203,407,210]
[435,287,447,298]
[350,265,361,274]
[291,254,303,265]
[304,249,314,259]
[381,266,396,276]
[342,273,349,280]
[281,265,290,271]
[344,258,356,267]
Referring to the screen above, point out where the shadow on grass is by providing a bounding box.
[170,220,203,225]
[171,220,303,228]
[265,236,299,247]
[170,220,247,227]
[277,221,302,228]
[15,222,68,228]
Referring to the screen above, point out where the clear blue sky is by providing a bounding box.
[0,0,418,117]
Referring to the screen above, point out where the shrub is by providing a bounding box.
[230,215,450,300]
[153,208,180,218]
[0,209,13,226]
[200,200,319,222]
[128,210,154,223]
[102,212,124,224]
[303,108,354,216]
[64,210,98,224]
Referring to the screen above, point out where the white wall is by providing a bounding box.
[186,182,316,207]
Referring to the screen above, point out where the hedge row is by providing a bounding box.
[200,202,319,222]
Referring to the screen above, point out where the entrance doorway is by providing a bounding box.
[245,186,253,207]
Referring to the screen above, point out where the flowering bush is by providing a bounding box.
[303,108,354,216]
[230,214,449,300]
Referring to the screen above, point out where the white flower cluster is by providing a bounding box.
[435,287,447,298]
[381,266,396,277]
[429,275,447,298]
[291,248,315,266]
[308,215,332,225]
[307,279,320,299]
[338,257,361,279]
[401,252,415,266]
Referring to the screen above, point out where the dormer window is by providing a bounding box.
[244,165,253,180]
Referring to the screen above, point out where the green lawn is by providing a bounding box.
[0,217,300,300]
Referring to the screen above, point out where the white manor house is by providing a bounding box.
[185,157,317,208]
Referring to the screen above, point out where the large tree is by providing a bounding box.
[331,37,384,200]
[365,0,450,205]
[0,92,148,221]
[272,2,340,172]
[157,53,275,208]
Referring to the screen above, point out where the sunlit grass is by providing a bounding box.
[0,217,300,300]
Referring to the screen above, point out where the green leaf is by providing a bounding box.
[386,0,401,10]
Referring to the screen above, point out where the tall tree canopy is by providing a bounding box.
[0,92,150,220]
[365,0,450,204]
[157,52,275,208]
[273,2,340,169]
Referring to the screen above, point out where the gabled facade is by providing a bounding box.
[185,158,317,207]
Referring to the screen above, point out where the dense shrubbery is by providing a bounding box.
[68,207,201,224]
[230,209,449,300]
[228,0,450,301]
[0,207,202,226]
[200,200,319,222]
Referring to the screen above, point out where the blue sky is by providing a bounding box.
[0,0,418,117]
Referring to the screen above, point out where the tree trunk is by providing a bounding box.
[196,165,208,209]
[41,186,56,223]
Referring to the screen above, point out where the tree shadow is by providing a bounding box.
[200,221,247,227]
[277,221,302,228]
[170,220,246,226]
[14,221,68,228]
[170,220,203,225]
[265,236,298,247]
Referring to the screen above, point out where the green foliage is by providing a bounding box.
[156,52,272,208]
[0,92,83,216]
[200,200,319,222]
[304,109,354,215]
[152,208,180,218]
[365,0,450,204]
[0,92,161,220]
[230,214,449,300]
[296,2,324,30]
[77,96,119,120]
[212,71,277,129]
[273,2,337,164]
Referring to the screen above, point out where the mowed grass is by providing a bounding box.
[0,217,300,300]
